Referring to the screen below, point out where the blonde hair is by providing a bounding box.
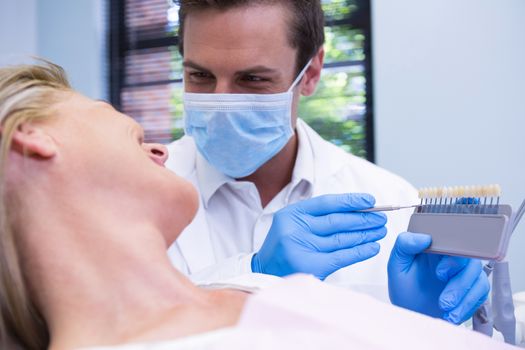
[0,61,70,349]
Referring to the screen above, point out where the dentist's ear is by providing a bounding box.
[300,47,324,97]
[9,122,57,158]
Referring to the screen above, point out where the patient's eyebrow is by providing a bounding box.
[133,124,145,143]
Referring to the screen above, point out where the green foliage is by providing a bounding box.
[170,83,184,140]
[324,27,365,63]
[298,66,367,158]
[169,46,183,80]
[322,0,359,21]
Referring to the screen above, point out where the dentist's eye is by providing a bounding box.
[190,72,210,78]
[188,71,214,82]
[242,75,267,82]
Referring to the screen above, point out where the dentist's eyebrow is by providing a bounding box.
[182,60,212,73]
[183,61,278,76]
[235,66,279,75]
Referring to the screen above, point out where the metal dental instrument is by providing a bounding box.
[356,204,420,212]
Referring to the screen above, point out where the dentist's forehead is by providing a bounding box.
[182,3,293,52]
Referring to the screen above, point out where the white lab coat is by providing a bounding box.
[165,119,419,301]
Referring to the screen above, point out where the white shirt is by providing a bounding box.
[81,275,512,350]
[165,119,419,300]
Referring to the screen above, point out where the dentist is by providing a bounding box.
[165,0,488,323]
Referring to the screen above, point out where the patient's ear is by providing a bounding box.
[10,123,57,158]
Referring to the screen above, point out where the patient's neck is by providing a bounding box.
[19,190,245,350]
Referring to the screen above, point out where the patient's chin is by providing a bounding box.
[179,180,199,228]
[186,182,199,218]
[162,178,200,246]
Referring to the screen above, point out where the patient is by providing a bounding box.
[0,62,513,350]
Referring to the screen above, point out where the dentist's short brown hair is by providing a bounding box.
[176,0,325,74]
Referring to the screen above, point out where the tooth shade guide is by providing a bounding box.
[415,184,502,214]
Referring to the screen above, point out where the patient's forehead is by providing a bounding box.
[56,92,91,107]
[53,92,113,117]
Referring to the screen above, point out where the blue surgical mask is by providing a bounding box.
[183,60,311,178]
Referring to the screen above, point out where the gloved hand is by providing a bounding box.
[388,232,490,324]
[251,193,387,280]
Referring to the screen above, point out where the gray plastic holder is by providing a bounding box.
[407,204,513,260]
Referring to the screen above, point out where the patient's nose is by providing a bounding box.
[143,143,168,166]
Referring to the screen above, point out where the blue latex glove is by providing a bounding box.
[388,232,490,324]
[252,193,387,280]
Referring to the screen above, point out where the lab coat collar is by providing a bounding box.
[298,119,350,191]
[289,119,315,191]
[196,119,316,209]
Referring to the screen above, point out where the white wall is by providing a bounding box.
[0,0,106,99]
[37,0,106,99]
[0,0,37,62]
[373,0,525,292]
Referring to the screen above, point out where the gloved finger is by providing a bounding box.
[308,227,387,252]
[307,211,387,236]
[387,232,431,274]
[438,259,483,312]
[294,193,375,216]
[442,273,490,324]
[455,289,489,325]
[323,242,381,270]
[435,255,470,282]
